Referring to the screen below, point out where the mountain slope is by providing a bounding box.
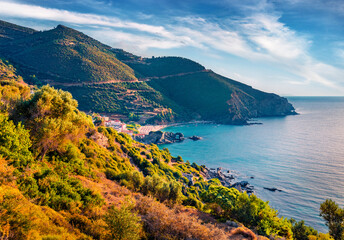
[124,56,295,124]
[0,24,136,83]
[0,20,36,44]
[0,75,298,239]
[0,20,296,124]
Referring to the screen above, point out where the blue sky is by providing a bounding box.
[0,0,344,96]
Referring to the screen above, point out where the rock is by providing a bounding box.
[263,187,282,192]
[226,220,239,228]
[183,173,194,186]
[234,184,243,192]
[188,135,202,141]
[237,181,249,187]
[223,90,297,124]
[231,181,254,194]
[88,131,109,148]
[225,175,235,180]
[135,131,185,144]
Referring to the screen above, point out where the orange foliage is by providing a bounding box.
[135,195,229,240]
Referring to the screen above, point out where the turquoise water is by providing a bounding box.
[161,97,344,232]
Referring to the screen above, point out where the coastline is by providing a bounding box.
[137,120,213,135]
[138,124,168,135]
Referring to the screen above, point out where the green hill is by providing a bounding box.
[0,24,136,84]
[0,73,322,240]
[0,20,296,124]
[0,24,335,240]
[129,58,295,124]
[111,48,205,78]
[0,20,36,44]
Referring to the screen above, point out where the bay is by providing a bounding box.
[160,97,344,232]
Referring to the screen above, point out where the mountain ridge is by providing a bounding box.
[0,19,296,125]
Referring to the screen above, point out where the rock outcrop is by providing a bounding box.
[224,90,297,124]
[188,135,202,141]
[263,187,283,192]
[136,131,185,144]
[200,167,255,194]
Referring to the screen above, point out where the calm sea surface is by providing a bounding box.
[160,97,344,232]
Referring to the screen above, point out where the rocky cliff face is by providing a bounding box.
[224,90,296,124]
[256,94,296,116]
[135,131,185,144]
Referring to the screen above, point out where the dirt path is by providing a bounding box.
[45,69,211,87]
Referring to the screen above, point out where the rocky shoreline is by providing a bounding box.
[135,127,282,195]
[199,166,255,194]
[135,130,202,144]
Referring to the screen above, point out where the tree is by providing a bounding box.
[104,203,142,240]
[201,185,293,238]
[290,219,318,240]
[320,199,344,240]
[13,85,93,160]
[0,114,32,167]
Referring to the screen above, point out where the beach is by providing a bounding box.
[138,125,167,135]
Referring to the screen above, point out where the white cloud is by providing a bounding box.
[88,29,185,51]
[242,14,308,59]
[0,1,168,36]
[0,0,344,93]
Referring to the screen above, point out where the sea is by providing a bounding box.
[160,97,344,232]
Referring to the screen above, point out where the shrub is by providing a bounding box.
[320,199,344,240]
[104,203,142,240]
[201,185,293,238]
[0,114,33,168]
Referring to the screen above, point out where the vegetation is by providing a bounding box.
[0,23,136,84]
[57,82,164,120]
[0,20,36,45]
[201,185,293,238]
[320,199,344,240]
[147,71,234,121]
[126,123,140,134]
[126,56,205,77]
[0,20,295,125]
[0,61,303,239]
[104,202,143,240]
[0,21,327,240]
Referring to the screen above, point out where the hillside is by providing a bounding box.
[1,63,333,239]
[0,58,31,113]
[0,20,36,44]
[126,57,295,124]
[0,23,136,84]
[0,20,296,125]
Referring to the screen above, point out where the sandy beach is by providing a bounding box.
[138,125,167,135]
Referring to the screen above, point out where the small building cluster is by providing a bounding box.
[94,115,134,136]
[92,114,165,138]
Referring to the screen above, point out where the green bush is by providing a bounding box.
[104,203,142,240]
[201,185,293,238]
[0,114,33,168]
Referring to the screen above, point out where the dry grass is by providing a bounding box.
[76,168,265,240]
[228,227,258,240]
[135,195,230,240]
[76,172,132,207]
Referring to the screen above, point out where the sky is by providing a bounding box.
[0,0,344,96]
